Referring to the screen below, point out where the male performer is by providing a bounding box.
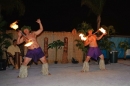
[82,28,106,72]
[17,19,50,78]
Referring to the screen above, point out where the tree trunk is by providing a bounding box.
[54,47,58,64]
[97,15,101,30]
[55,47,57,61]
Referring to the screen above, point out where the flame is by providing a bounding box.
[99,27,106,34]
[24,41,33,47]
[79,33,87,41]
[79,33,84,37]
[10,21,34,47]
[10,21,18,30]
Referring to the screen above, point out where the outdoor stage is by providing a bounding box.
[0,59,130,86]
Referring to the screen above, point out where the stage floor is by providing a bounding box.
[0,59,130,86]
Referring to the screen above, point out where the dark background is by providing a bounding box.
[4,0,130,35]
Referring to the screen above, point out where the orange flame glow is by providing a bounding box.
[79,33,87,41]
[99,27,106,34]
[24,41,33,47]
[10,21,18,30]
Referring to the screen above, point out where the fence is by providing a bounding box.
[5,30,130,64]
[6,29,83,64]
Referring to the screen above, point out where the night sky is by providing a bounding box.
[4,0,130,36]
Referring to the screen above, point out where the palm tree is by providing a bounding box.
[0,16,12,59]
[97,25,116,59]
[75,22,93,62]
[118,41,130,60]
[81,0,106,29]
[0,0,24,59]
[75,39,89,62]
[76,21,93,35]
[48,40,64,64]
[98,25,116,51]
[0,0,25,16]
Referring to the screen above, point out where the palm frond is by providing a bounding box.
[101,25,116,36]
[0,16,12,58]
[76,22,93,35]
[48,40,64,49]
[75,39,89,53]
[98,36,116,51]
[118,41,130,51]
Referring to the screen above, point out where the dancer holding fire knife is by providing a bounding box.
[12,19,50,78]
[80,28,106,72]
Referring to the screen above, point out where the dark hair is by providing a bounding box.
[21,25,31,32]
[13,39,17,43]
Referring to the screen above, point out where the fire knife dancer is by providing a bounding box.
[81,28,106,72]
[16,19,50,78]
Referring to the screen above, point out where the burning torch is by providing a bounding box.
[79,27,106,41]
[79,33,88,41]
[93,27,106,34]
[98,27,106,34]
[10,21,33,47]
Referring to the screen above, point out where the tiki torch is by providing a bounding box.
[10,21,33,47]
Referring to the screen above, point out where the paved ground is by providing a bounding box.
[0,59,130,86]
